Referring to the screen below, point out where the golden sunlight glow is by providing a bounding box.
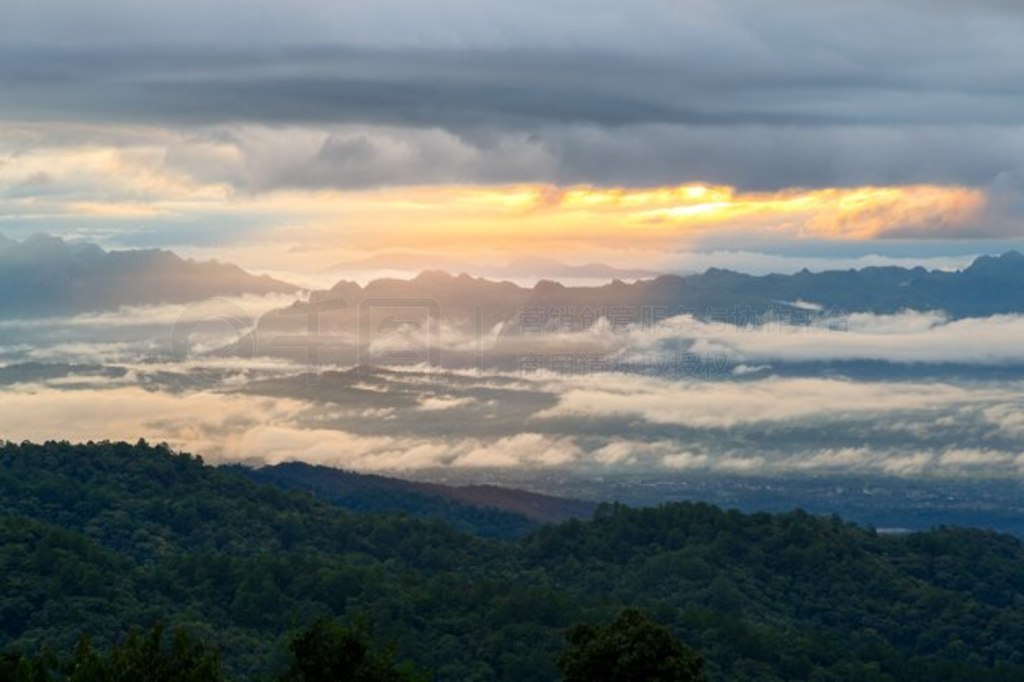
[314,182,987,250]
[0,138,987,255]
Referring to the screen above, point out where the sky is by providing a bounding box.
[2,0,1024,274]
[4,0,1024,484]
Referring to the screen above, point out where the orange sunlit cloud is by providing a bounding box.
[0,139,988,256]
[304,182,987,251]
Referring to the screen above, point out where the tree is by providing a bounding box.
[98,625,225,682]
[558,609,707,682]
[279,618,426,682]
[0,626,224,682]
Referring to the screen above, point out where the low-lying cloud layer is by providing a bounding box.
[5,300,1024,479]
[411,310,1024,370]
[613,311,1024,366]
[4,317,1024,476]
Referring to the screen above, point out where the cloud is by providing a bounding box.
[980,405,1024,440]
[786,447,875,471]
[0,381,584,471]
[454,433,582,468]
[879,452,934,476]
[417,395,476,411]
[5,0,1024,201]
[0,293,298,331]
[0,384,310,452]
[708,312,1024,365]
[0,120,1013,255]
[417,310,1024,374]
[534,373,1021,428]
[160,125,556,192]
[938,448,1016,468]
[594,311,1024,367]
[6,115,1024,202]
[4,362,1024,477]
[662,452,711,470]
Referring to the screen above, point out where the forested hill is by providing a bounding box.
[234,461,596,537]
[3,441,1024,681]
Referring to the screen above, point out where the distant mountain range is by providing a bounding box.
[326,252,661,281]
[245,251,1024,365]
[0,234,297,317]
[8,235,1024,353]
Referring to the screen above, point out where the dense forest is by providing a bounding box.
[2,441,1024,680]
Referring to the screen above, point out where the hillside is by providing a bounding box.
[416,483,596,525]
[0,234,297,317]
[234,462,546,538]
[3,441,1024,680]
[238,462,595,531]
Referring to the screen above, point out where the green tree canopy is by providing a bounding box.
[0,625,224,682]
[558,609,707,682]
[279,618,426,682]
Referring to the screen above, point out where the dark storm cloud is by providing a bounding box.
[4,1,1024,194]
[5,45,1024,130]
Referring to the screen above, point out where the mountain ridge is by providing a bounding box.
[0,233,299,317]
[244,250,1024,366]
[301,250,1024,321]
[323,252,662,281]
[234,461,596,538]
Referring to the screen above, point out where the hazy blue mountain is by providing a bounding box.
[500,257,661,280]
[0,234,298,317]
[325,252,661,280]
[246,270,527,364]
[515,251,1024,321]
[243,252,1024,366]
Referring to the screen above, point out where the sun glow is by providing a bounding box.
[312,182,987,250]
[0,136,988,257]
